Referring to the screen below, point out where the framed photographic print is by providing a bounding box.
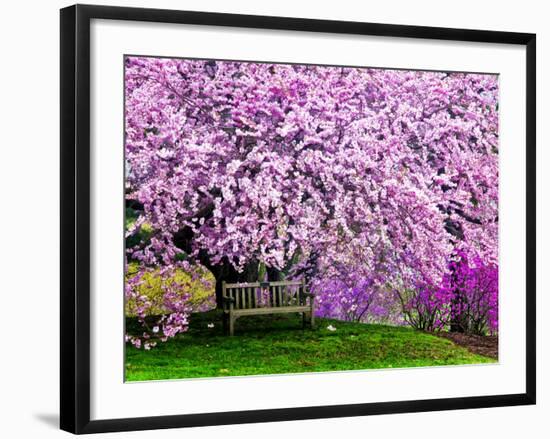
[60,4,536,434]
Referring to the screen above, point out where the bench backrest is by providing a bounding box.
[222,280,308,310]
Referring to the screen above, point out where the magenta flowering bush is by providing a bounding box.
[124,56,499,346]
[447,249,499,335]
[391,249,498,334]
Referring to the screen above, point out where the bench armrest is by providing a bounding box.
[222,296,236,304]
[302,292,315,298]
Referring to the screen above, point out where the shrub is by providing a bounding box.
[394,282,453,332]
[125,262,216,316]
[447,250,498,335]
[125,262,216,349]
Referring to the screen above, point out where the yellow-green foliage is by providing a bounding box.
[125,262,216,317]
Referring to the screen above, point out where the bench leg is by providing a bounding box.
[222,312,228,334]
[310,303,315,329]
[229,314,235,336]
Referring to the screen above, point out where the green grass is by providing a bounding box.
[125,311,496,381]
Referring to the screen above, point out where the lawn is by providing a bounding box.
[125,311,496,381]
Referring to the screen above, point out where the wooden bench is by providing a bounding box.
[222,280,315,336]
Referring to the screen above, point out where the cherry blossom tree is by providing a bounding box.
[124,56,499,343]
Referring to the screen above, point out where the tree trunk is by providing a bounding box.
[449,280,467,333]
[447,250,464,333]
[449,304,465,332]
[266,266,281,282]
[172,226,264,309]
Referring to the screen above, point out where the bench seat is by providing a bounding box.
[232,305,311,317]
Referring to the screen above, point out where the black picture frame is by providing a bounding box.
[60,4,536,434]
